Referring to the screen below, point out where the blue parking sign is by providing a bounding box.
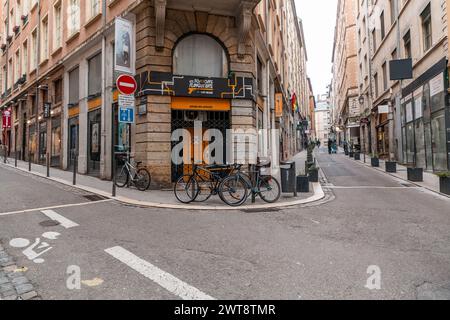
[119,107,134,124]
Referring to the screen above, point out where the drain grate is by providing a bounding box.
[83,194,108,202]
[401,183,414,188]
[39,220,61,227]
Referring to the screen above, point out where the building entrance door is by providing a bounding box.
[68,117,79,170]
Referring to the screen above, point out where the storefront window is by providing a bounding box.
[51,117,61,167]
[431,110,447,171]
[406,123,414,164]
[39,122,47,163]
[415,119,426,169]
[88,109,102,175]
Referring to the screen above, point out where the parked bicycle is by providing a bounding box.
[115,153,151,191]
[219,159,281,206]
[174,163,248,205]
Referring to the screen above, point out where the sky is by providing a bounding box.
[295,0,337,98]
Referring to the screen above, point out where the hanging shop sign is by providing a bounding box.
[135,71,254,100]
[2,108,11,129]
[378,105,389,114]
[114,18,134,74]
[171,97,230,112]
[43,103,52,119]
[275,93,283,118]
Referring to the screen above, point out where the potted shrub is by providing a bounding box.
[13,25,20,33]
[407,167,423,182]
[296,175,310,193]
[385,160,397,173]
[437,172,450,195]
[370,153,379,167]
[308,165,319,183]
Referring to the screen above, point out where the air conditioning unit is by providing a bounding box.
[184,110,206,122]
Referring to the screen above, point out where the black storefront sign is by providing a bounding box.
[135,71,255,100]
[43,102,52,118]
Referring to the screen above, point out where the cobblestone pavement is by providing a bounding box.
[0,242,40,300]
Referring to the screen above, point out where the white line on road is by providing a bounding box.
[105,246,215,300]
[41,210,79,229]
[323,186,419,189]
[0,199,112,217]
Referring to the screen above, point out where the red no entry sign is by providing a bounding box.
[116,74,137,95]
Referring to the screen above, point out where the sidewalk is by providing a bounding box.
[0,151,324,210]
[346,152,447,197]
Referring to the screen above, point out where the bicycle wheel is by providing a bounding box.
[115,166,129,188]
[219,175,248,207]
[135,168,151,191]
[194,179,214,202]
[174,175,199,204]
[258,176,281,203]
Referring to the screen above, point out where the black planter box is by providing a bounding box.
[385,161,397,173]
[349,152,354,158]
[297,176,310,193]
[439,177,450,195]
[354,153,361,161]
[407,168,423,182]
[371,157,379,167]
[308,169,319,183]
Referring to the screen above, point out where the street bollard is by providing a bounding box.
[46,153,50,177]
[15,151,17,167]
[293,161,298,197]
[112,153,116,197]
[28,151,31,171]
[3,146,6,164]
[73,155,77,185]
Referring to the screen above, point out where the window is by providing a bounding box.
[88,53,102,97]
[421,4,432,52]
[257,56,264,95]
[88,0,100,19]
[390,0,396,25]
[382,62,388,91]
[54,78,62,104]
[68,67,79,106]
[391,48,397,60]
[14,50,20,83]
[173,34,228,78]
[8,59,13,89]
[403,30,411,59]
[31,28,37,70]
[53,1,62,49]
[68,0,80,36]
[380,11,385,40]
[374,72,379,97]
[40,16,49,61]
[372,29,377,51]
[22,40,27,75]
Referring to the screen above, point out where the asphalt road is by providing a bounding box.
[0,150,449,300]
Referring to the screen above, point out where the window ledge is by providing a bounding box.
[51,46,62,57]
[66,31,80,45]
[84,12,102,29]
[39,58,49,67]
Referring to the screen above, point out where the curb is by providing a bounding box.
[349,156,450,199]
[0,162,326,211]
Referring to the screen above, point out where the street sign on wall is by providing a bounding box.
[119,107,135,124]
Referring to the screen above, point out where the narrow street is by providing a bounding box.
[1,149,449,300]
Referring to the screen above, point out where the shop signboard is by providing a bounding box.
[275,93,283,118]
[135,71,254,100]
[378,105,389,114]
[2,108,11,129]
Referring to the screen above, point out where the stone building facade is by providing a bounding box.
[331,0,360,149]
[1,0,312,187]
[354,0,449,171]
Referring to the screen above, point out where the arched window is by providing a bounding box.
[173,34,228,78]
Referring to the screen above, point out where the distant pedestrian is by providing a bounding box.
[328,139,332,154]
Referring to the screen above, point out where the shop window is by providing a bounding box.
[173,34,228,78]
[88,53,102,97]
[431,110,446,171]
[54,78,63,104]
[68,67,79,106]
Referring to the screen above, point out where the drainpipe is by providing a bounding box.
[101,0,107,178]
[35,0,41,164]
[391,0,402,163]
[365,0,375,155]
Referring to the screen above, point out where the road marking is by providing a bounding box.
[324,186,419,189]
[41,210,79,229]
[0,199,113,217]
[105,246,215,300]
